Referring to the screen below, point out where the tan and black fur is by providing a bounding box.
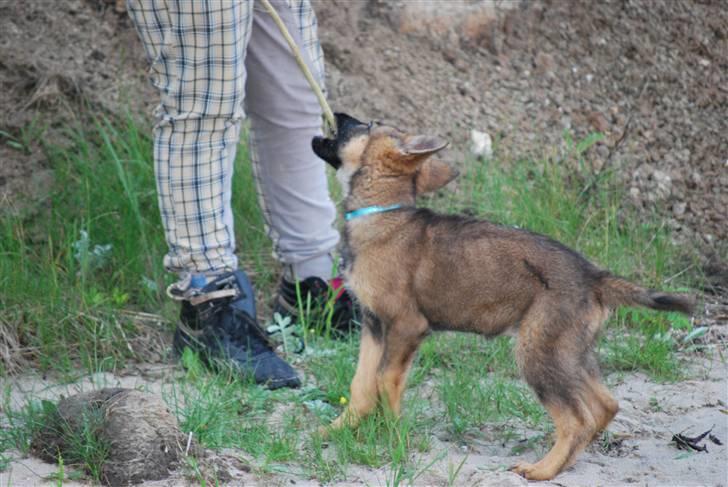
[312,113,695,480]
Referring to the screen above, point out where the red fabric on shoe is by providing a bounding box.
[329,276,346,301]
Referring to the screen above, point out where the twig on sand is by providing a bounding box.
[671,426,717,452]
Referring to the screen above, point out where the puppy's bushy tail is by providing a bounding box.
[596,276,696,314]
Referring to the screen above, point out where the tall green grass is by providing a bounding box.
[0,118,275,374]
[2,119,163,373]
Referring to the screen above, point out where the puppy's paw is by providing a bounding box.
[328,413,350,430]
[510,461,557,481]
[317,413,352,439]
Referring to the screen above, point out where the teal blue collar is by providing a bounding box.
[345,204,408,221]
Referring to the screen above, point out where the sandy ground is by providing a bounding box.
[1,355,725,486]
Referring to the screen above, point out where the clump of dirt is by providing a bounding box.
[31,388,189,485]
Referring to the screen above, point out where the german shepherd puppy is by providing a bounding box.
[312,113,695,480]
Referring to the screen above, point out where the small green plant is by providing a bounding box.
[599,307,690,381]
[648,397,663,412]
[447,455,468,486]
[0,393,52,455]
[0,129,30,153]
[63,409,110,482]
[44,453,65,486]
[305,338,358,405]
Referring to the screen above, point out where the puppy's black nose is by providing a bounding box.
[312,136,341,170]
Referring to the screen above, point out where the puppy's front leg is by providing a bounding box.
[328,316,384,431]
[377,314,428,417]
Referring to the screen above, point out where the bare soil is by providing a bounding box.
[0,0,153,216]
[316,0,728,252]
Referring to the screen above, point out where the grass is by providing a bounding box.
[438,339,545,438]
[599,307,692,380]
[0,393,109,483]
[0,116,701,483]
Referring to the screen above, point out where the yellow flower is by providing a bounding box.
[339,396,348,405]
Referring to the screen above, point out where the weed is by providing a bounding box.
[59,408,110,482]
[648,397,663,412]
[0,394,109,483]
[600,307,687,381]
[447,455,468,486]
[0,392,51,455]
[43,453,65,486]
[304,338,358,405]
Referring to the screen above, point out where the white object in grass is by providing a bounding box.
[470,130,493,159]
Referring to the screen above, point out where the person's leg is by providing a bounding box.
[126,0,300,388]
[245,0,339,282]
[245,0,358,334]
[127,0,251,278]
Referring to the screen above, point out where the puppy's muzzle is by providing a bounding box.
[312,112,369,170]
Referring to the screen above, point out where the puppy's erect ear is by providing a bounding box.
[399,135,449,157]
[415,159,459,194]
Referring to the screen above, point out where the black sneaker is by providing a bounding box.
[273,276,359,337]
[172,271,301,390]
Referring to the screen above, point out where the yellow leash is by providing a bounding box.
[260,0,337,135]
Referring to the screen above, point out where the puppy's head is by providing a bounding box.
[312,113,458,198]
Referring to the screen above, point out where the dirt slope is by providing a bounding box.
[316,0,728,250]
[2,0,726,252]
[0,0,153,215]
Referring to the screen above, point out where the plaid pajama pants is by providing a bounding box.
[127,0,339,281]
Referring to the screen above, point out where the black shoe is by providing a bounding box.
[173,271,301,390]
[273,276,359,337]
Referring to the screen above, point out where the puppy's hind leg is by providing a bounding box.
[327,317,384,432]
[511,308,598,480]
[582,351,619,440]
[512,396,595,481]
